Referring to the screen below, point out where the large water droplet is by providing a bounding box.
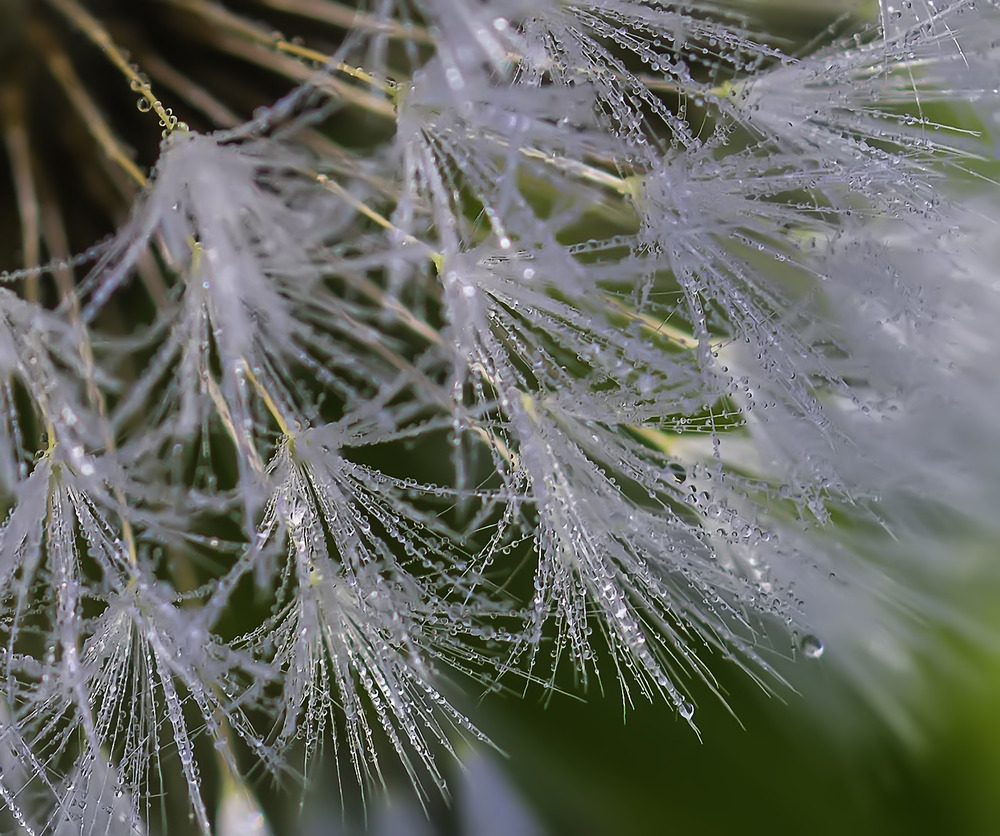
[800,634,824,659]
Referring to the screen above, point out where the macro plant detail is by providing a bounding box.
[0,0,999,833]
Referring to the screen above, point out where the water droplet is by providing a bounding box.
[679,700,695,720]
[800,634,824,659]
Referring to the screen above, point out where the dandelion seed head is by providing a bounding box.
[0,0,999,831]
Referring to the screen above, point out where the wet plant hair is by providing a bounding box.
[1,0,999,832]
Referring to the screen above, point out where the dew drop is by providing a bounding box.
[800,634,824,659]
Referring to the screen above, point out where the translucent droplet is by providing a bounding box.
[137,97,153,113]
[679,700,695,720]
[800,634,824,659]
